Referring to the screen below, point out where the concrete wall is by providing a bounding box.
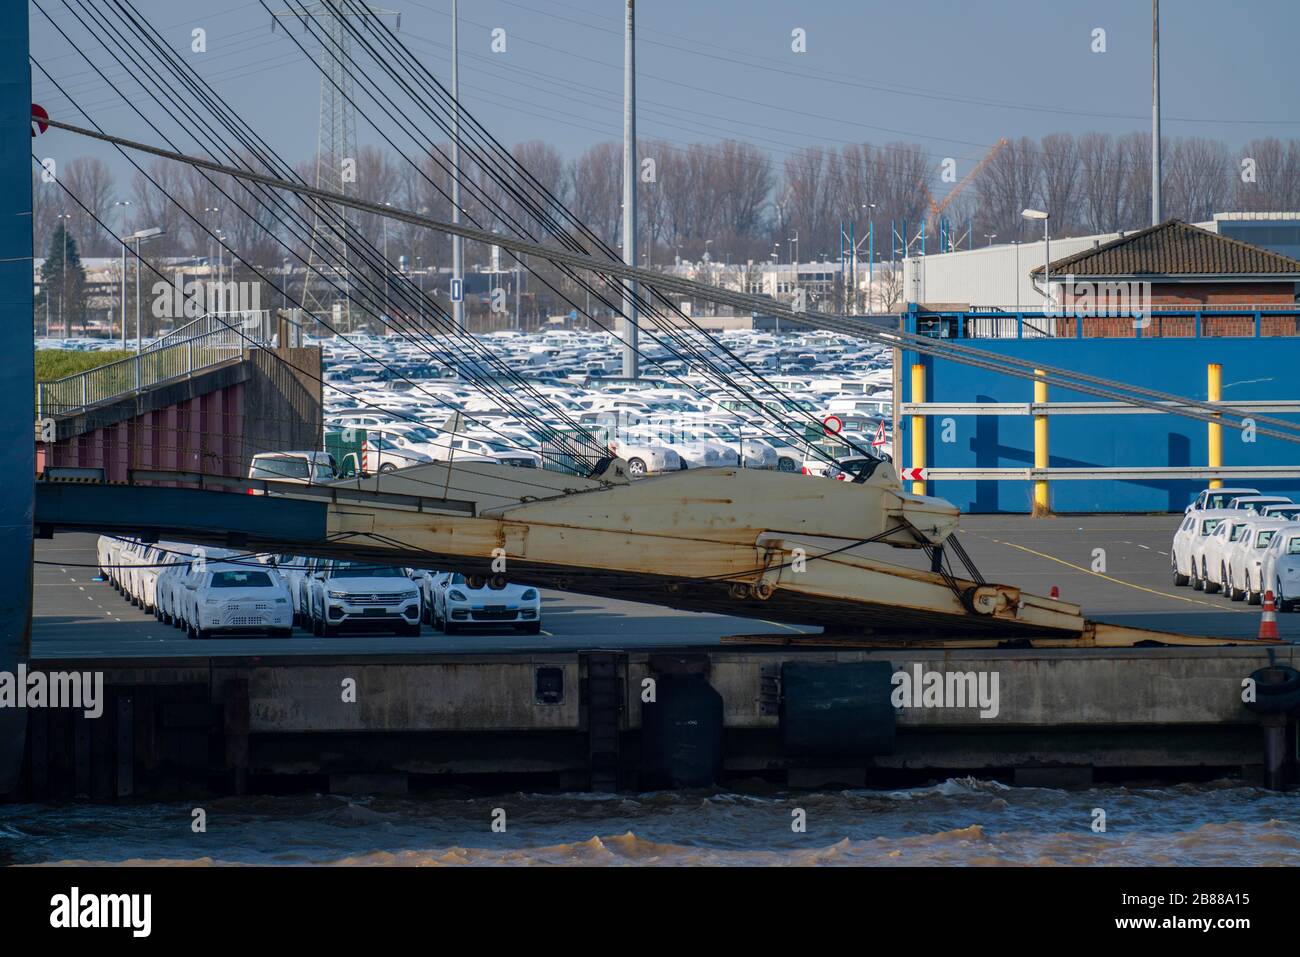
[901,334,1300,513]
[37,347,322,481]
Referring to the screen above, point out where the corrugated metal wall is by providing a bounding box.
[901,336,1300,513]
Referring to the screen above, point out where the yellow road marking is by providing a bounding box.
[980,536,1244,610]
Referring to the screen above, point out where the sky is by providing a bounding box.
[28,0,1300,187]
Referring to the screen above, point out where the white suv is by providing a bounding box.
[179,562,293,640]
[307,561,422,636]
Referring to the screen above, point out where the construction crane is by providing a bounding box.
[918,138,1010,241]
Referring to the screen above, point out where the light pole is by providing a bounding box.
[203,206,220,298]
[1022,209,1050,309]
[126,227,164,359]
[984,233,998,247]
[1012,240,1021,311]
[382,201,393,319]
[55,212,72,337]
[114,201,131,343]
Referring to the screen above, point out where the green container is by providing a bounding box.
[325,428,366,478]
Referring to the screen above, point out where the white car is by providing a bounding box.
[1260,524,1300,612]
[1260,504,1300,522]
[1197,516,1254,594]
[1223,518,1289,604]
[434,572,542,635]
[363,435,437,473]
[1185,486,1260,514]
[248,450,337,485]
[631,427,735,469]
[1226,495,1292,515]
[605,435,681,477]
[1171,509,1232,587]
[137,542,190,615]
[307,560,423,636]
[179,561,294,639]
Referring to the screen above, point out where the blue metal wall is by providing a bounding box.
[900,334,1300,514]
[0,0,32,793]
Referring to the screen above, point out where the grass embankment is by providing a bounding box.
[35,348,133,382]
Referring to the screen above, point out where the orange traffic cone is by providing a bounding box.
[1260,590,1280,639]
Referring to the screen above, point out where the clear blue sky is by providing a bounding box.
[30,0,1300,179]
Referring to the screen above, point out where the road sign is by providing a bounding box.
[450,278,464,302]
[872,420,886,448]
[822,415,843,436]
[899,467,927,482]
[31,103,47,137]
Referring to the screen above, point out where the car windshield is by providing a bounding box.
[330,563,406,578]
[251,457,310,479]
[210,570,274,588]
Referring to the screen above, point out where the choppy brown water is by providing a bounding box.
[3,778,1298,866]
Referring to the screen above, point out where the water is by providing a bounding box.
[2,778,1298,866]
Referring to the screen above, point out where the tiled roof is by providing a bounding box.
[1031,219,1300,277]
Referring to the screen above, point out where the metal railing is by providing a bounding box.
[37,311,271,420]
[909,305,1300,340]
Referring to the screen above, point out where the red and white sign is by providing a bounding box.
[822,415,843,436]
[899,467,927,482]
[31,103,48,137]
[871,420,886,448]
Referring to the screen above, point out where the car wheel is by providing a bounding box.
[519,621,542,635]
[196,627,210,641]
[627,457,647,478]
[321,620,337,637]
[1278,581,1292,613]
[1201,561,1219,593]
[1192,572,1204,591]
[1249,575,1262,605]
[778,457,796,472]
[379,463,396,473]
[1172,564,1189,586]
[311,613,323,636]
[400,622,421,637]
[443,621,460,635]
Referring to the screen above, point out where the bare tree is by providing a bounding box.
[61,157,116,256]
[1078,132,1123,233]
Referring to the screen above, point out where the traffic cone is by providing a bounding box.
[1260,590,1279,639]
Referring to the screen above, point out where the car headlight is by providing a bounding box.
[448,589,468,601]
[327,589,348,599]
[521,589,538,601]
[404,590,420,600]
[203,597,221,606]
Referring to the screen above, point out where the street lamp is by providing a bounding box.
[114,201,132,344]
[126,226,164,363]
[1021,209,1050,308]
[54,212,73,337]
[984,233,998,247]
[203,206,220,288]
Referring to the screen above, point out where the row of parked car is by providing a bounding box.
[1171,488,1300,608]
[98,536,544,638]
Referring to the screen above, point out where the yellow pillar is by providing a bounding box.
[910,363,926,495]
[1033,368,1049,515]
[1207,362,1222,489]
